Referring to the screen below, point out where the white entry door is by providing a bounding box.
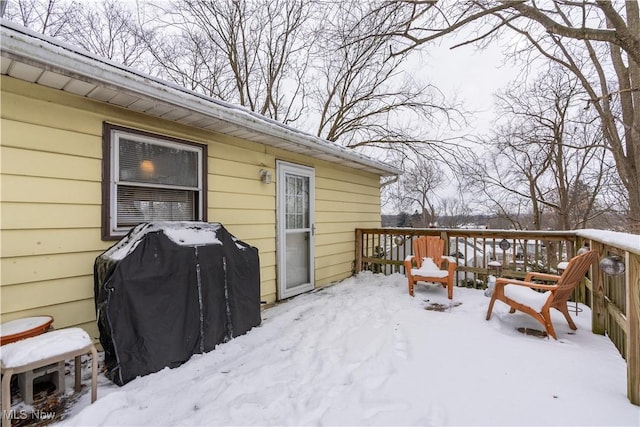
[277,161,315,299]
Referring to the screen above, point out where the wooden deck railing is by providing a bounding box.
[355,227,639,405]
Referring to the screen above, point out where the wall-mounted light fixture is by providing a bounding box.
[599,255,625,276]
[259,169,272,184]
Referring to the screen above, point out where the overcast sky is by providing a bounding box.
[422,36,522,137]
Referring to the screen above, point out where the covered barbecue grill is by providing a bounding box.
[94,222,261,385]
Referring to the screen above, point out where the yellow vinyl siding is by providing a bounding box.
[209,156,271,178]
[7,299,99,338]
[2,203,102,229]
[315,240,355,256]
[316,211,381,224]
[1,120,102,158]
[1,251,104,286]
[209,176,272,196]
[312,163,381,288]
[0,89,103,138]
[1,276,94,313]
[316,188,380,205]
[2,146,101,181]
[314,231,355,246]
[317,200,380,213]
[2,119,102,159]
[208,192,274,210]
[316,175,380,192]
[316,262,354,286]
[0,75,383,333]
[206,145,277,300]
[1,228,103,258]
[209,209,275,227]
[2,175,101,204]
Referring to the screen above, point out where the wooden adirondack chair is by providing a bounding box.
[404,236,457,299]
[486,250,598,339]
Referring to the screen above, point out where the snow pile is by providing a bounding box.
[503,284,551,312]
[58,273,637,426]
[411,257,449,277]
[104,222,223,260]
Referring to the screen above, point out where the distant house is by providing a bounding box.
[0,21,399,338]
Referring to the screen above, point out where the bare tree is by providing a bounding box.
[400,158,445,227]
[439,196,472,228]
[2,0,77,37]
[67,0,154,68]
[4,0,155,68]
[371,0,640,231]
[5,0,469,171]
[145,0,315,123]
[310,0,461,157]
[461,66,611,231]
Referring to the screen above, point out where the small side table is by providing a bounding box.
[1,316,60,405]
[0,328,98,427]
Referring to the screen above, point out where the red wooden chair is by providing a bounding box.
[486,250,597,339]
[404,236,457,299]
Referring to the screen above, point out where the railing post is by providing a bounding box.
[591,241,606,335]
[440,231,449,255]
[627,252,640,405]
[355,228,363,273]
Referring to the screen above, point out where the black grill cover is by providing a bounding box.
[94,222,261,385]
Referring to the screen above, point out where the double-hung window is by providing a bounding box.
[102,123,207,239]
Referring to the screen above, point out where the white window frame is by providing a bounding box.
[103,124,206,239]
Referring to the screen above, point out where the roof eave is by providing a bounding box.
[0,20,401,177]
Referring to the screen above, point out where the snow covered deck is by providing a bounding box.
[58,273,638,425]
[356,227,640,406]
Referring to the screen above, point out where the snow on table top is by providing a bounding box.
[1,328,92,368]
[1,316,52,338]
[503,284,551,312]
[104,221,223,261]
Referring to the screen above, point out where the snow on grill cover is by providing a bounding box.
[94,221,261,386]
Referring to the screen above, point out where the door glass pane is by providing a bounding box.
[285,175,309,229]
[286,232,310,288]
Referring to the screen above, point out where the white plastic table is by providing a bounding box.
[0,328,98,427]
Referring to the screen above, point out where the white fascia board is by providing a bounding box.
[0,20,401,177]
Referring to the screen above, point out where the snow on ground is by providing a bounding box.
[59,272,637,426]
